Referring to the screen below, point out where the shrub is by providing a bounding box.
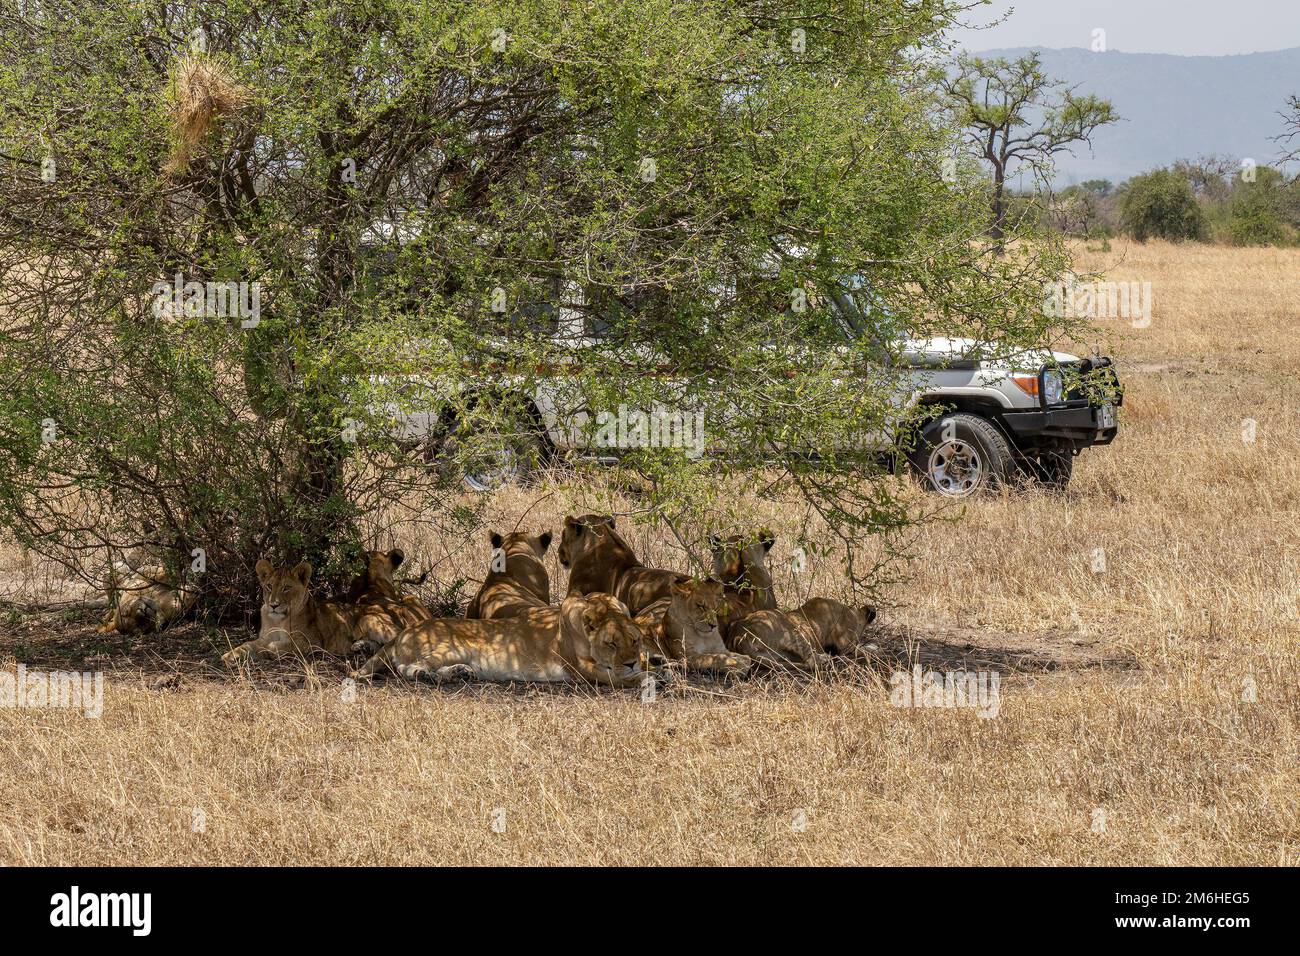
[1119,169,1206,242]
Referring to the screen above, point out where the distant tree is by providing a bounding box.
[1173,156,1235,203]
[939,52,1118,252]
[1279,93,1300,163]
[1051,185,1103,236]
[1226,166,1295,246]
[1119,169,1206,242]
[1079,179,1113,198]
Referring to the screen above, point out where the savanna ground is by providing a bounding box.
[0,240,1296,865]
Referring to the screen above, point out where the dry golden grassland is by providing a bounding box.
[0,240,1296,865]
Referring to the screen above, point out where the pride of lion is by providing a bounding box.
[111,514,877,686]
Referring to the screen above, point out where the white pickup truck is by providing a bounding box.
[391,316,1122,500]
[886,337,1122,496]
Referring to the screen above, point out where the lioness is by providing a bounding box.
[559,513,686,615]
[634,578,752,676]
[221,556,430,665]
[354,592,647,687]
[709,530,777,639]
[465,529,552,619]
[727,597,878,670]
[343,548,406,604]
[98,559,196,636]
[343,546,431,622]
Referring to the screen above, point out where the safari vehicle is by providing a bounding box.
[384,279,1122,499]
[892,340,1121,497]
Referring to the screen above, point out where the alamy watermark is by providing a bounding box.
[1043,276,1152,328]
[151,272,261,328]
[890,665,1001,718]
[0,665,103,718]
[592,403,705,458]
[50,886,150,936]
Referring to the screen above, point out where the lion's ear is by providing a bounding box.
[255,558,273,583]
[563,515,577,529]
[672,580,693,597]
[388,548,404,568]
[599,514,615,528]
[581,605,602,632]
[292,561,312,584]
[708,533,723,551]
[538,531,553,552]
[862,604,878,625]
[759,529,775,552]
[490,531,504,550]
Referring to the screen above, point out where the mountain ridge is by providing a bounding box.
[968,46,1300,184]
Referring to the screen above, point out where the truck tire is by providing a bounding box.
[909,412,1013,498]
[444,424,551,492]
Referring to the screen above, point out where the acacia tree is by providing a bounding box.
[939,52,1118,253]
[1281,94,1300,162]
[0,0,1085,619]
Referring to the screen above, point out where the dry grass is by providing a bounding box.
[162,54,251,176]
[1,240,1297,865]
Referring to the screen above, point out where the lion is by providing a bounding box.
[343,546,430,621]
[354,592,647,687]
[727,597,878,670]
[98,558,197,636]
[221,553,430,665]
[634,578,752,677]
[559,513,687,616]
[709,530,777,639]
[465,529,552,620]
[343,547,407,604]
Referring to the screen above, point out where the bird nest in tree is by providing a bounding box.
[163,54,251,176]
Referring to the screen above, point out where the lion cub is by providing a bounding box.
[98,544,197,636]
[221,552,429,665]
[635,579,752,677]
[559,514,686,616]
[727,598,878,670]
[344,547,407,603]
[709,530,778,640]
[354,592,647,687]
[466,529,552,619]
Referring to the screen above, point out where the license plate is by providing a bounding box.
[1097,403,1116,429]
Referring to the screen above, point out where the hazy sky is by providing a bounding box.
[950,0,1300,56]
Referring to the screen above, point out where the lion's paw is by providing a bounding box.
[221,646,249,667]
[434,663,475,683]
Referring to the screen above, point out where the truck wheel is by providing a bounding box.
[909,413,1013,498]
[447,427,549,492]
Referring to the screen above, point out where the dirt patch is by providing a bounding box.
[0,605,232,678]
[867,621,1137,674]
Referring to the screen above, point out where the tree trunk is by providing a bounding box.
[990,162,1006,257]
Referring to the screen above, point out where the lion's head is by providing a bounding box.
[490,529,553,561]
[558,514,615,569]
[670,577,725,642]
[341,548,407,602]
[255,559,313,626]
[364,548,404,587]
[562,592,645,686]
[825,604,878,655]
[709,529,775,591]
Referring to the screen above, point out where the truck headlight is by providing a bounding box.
[1043,369,1064,405]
